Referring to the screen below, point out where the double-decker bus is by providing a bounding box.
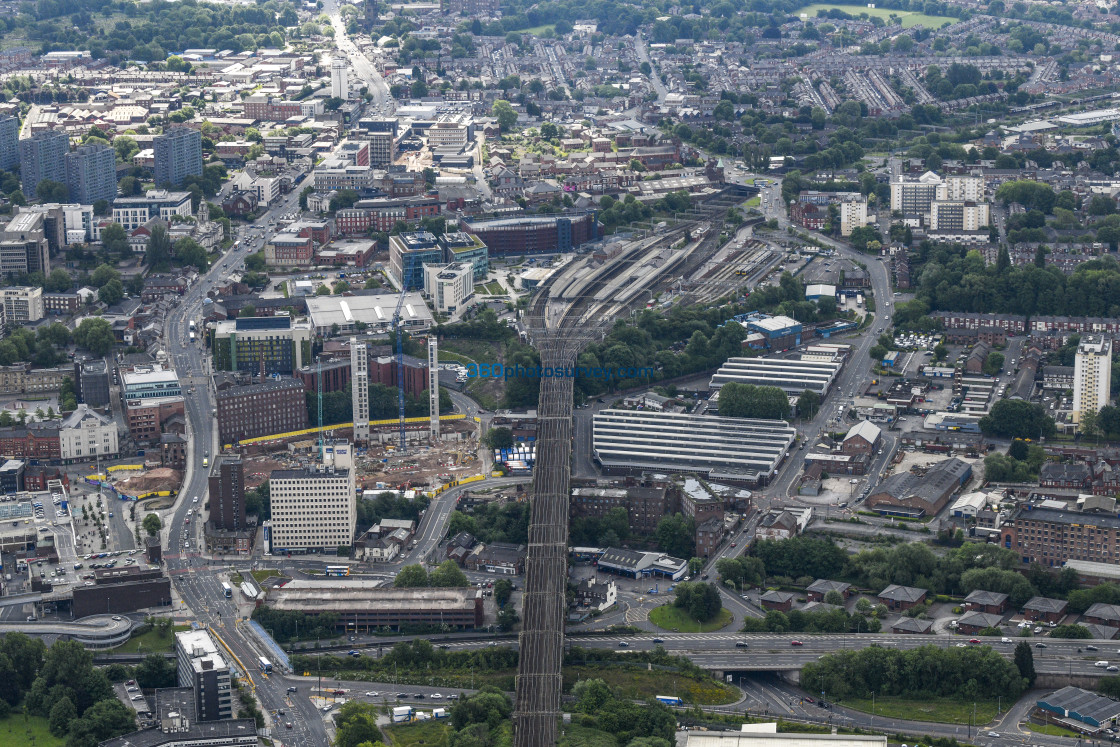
[325,566,351,577]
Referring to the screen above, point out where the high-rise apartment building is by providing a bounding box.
[839,200,868,237]
[0,212,50,277]
[331,57,349,100]
[891,172,985,222]
[65,143,117,205]
[19,130,69,199]
[174,630,233,721]
[930,201,990,231]
[351,338,369,443]
[1074,334,1112,426]
[0,115,19,172]
[268,441,356,552]
[0,286,44,324]
[154,127,203,187]
[208,455,246,532]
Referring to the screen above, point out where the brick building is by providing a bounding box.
[215,377,307,444]
[1002,507,1120,567]
[125,397,185,443]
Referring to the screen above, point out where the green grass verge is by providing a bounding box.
[564,665,738,705]
[230,572,244,584]
[112,623,192,654]
[0,713,64,747]
[1026,722,1083,738]
[842,696,998,724]
[251,569,282,583]
[559,724,618,746]
[795,3,955,27]
[648,604,733,633]
[383,719,453,746]
[745,195,761,207]
[438,351,475,365]
[479,281,507,295]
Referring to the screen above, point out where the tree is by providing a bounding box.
[135,652,176,689]
[796,390,821,419]
[483,427,513,449]
[1008,438,1029,461]
[688,557,705,577]
[334,702,384,747]
[46,268,72,292]
[980,399,1056,440]
[142,513,161,537]
[174,238,209,272]
[824,590,845,606]
[654,514,694,558]
[869,344,888,362]
[98,279,123,305]
[717,382,790,419]
[298,185,315,210]
[74,317,116,356]
[145,223,173,269]
[497,606,520,631]
[101,223,130,258]
[1014,641,1036,686]
[429,560,469,587]
[494,578,513,606]
[90,263,120,288]
[35,179,69,203]
[49,695,77,737]
[492,99,518,132]
[672,581,722,622]
[394,564,428,588]
[64,698,135,747]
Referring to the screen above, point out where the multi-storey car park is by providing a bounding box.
[592,409,797,485]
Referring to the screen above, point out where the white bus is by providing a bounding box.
[221,581,232,598]
[258,656,272,673]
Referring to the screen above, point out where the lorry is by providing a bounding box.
[656,696,683,706]
[392,706,413,723]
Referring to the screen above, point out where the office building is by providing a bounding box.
[112,189,193,230]
[214,377,307,444]
[73,358,110,408]
[71,565,171,617]
[174,630,233,721]
[423,261,474,313]
[459,212,599,256]
[154,128,203,188]
[839,200,868,237]
[208,455,246,532]
[389,231,443,291]
[351,338,370,444]
[58,404,118,461]
[1003,507,1120,567]
[0,286,44,324]
[19,130,69,199]
[100,687,258,747]
[592,409,796,483]
[0,115,18,171]
[0,211,51,277]
[1074,334,1112,426]
[930,201,990,231]
[210,316,312,375]
[439,231,488,280]
[268,580,484,629]
[268,442,356,551]
[365,130,396,167]
[331,57,348,99]
[121,366,182,400]
[64,143,117,205]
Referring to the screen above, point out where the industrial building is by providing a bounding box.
[71,565,172,617]
[304,292,433,337]
[267,581,485,629]
[592,409,796,484]
[865,457,972,518]
[210,316,312,375]
[1002,507,1120,567]
[594,547,688,580]
[459,212,599,256]
[710,356,841,396]
[1035,686,1120,734]
[686,730,887,747]
[268,442,356,552]
[174,630,234,721]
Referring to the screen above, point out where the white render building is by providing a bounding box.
[1074,334,1112,426]
[423,261,475,313]
[59,404,118,461]
[268,441,356,552]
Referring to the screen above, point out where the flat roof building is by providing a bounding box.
[269,443,356,552]
[121,366,182,401]
[210,316,312,375]
[304,292,433,337]
[268,581,484,629]
[174,630,233,722]
[592,409,796,483]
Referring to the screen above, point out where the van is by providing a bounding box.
[1096,661,1110,668]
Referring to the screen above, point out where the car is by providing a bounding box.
[320,704,333,712]
[431,693,443,699]
[652,638,664,644]
[1088,645,1100,651]
[988,733,1000,738]
[968,638,980,644]
[731,542,737,547]
[287,687,298,693]
[790,640,803,646]
[448,694,459,699]
[1035,643,1047,648]
[439,644,450,650]
[347,650,359,656]
[127,687,138,692]
[365,691,379,697]
[414,693,425,699]
[617,641,629,648]
[396,693,407,698]
[735,642,749,648]
[131,695,143,701]
[113,616,122,621]
[285,723,293,729]
[1110,666,1120,673]
[955,643,967,648]
[1001,637,1012,643]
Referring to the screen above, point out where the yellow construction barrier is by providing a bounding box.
[211,625,255,690]
[426,473,486,498]
[135,490,174,501]
[107,464,144,473]
[236,413,467,446]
